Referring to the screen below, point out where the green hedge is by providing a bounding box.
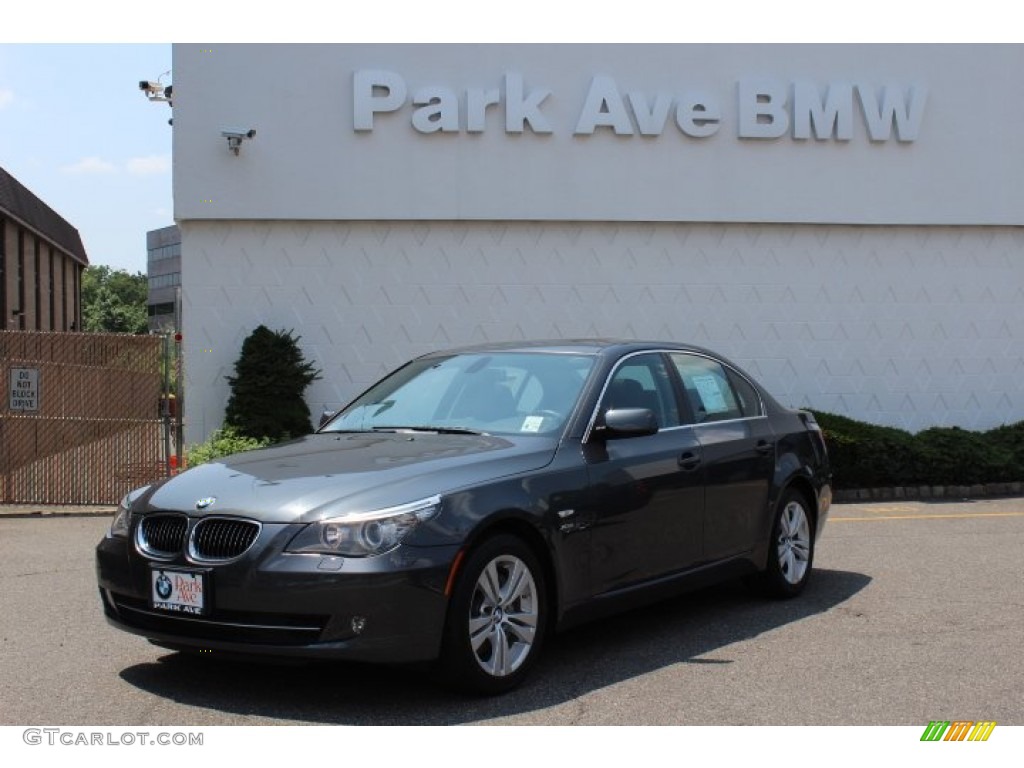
[811,411,1024,489]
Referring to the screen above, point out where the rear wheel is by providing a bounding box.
[750,489,815,598]
[439,534,547,694]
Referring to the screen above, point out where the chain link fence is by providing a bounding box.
[0,330,166,504]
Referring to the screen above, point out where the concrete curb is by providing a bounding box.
[0,505,116,519]
[833,481,1024,503]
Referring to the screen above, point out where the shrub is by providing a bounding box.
[186,426,271,468]
[985,421,1024,467]
[224,325,321,442]
[811,411,917,489]
[810,412,1024,489]
[913,427,1014,486]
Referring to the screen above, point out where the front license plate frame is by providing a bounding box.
[150,566,209,615]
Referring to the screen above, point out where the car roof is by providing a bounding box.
[417,339,725,358]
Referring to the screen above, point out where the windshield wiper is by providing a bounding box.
[371,425,488,436]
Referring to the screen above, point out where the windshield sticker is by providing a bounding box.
[522,415,544,433]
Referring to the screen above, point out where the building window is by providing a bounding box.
[147,302,176,317]
[16,230,25,330]
[148,272,181,290]
[48,247,55,331]
[73,264,80,331]
[61,256,67,331]
[0,218,6,325]
[147,242,181,264]
[34,238,41,330]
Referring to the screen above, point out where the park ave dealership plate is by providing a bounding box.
[151,567,207,614]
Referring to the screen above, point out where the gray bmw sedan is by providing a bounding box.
[97,340,831,693]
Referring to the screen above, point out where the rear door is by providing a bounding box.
[669,353,775,561]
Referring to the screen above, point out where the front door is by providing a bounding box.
[584,353,705,595]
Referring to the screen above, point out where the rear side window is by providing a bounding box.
[725,369,763,418]
[670,353,760,423]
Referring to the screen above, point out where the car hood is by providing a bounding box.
[141,432,558,523]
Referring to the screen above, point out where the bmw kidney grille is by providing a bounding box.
[137,514,188,559]
[136,514,260,562]
[189,518,261,562]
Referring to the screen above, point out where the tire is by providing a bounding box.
[439,534,547,694]
[749,489,815,598]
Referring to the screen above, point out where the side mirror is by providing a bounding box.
[599,408,658,439]
[318,409,337,429]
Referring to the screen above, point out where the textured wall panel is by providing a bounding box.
[182,221,1024,443]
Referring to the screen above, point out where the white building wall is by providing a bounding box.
[173,45,1024,444]
[172,45,1024,226]
[182,220,1023,443]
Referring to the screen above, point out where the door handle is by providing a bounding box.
[755,440,774,455]
[678,452,702,471]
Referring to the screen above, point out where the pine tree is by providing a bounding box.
[224,326,321,442]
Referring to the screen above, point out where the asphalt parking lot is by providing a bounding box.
[2,498,1022,725]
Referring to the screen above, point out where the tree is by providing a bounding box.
[81,265,148,334]
[224,325,322,442]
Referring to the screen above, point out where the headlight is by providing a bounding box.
[286,495,441,557]
[109,485,150,538]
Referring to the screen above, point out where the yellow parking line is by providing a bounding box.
[855,505,917,514]
[831,511,1024,522]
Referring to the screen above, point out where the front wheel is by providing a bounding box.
[749,490,815,598]
[439,534,547,694]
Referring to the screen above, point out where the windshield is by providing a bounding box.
[322,352,596,436]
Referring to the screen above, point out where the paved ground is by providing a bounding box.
[1,498,1022,725]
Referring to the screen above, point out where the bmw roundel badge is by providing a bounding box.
[195,497,216,510]
[155,572,173,600]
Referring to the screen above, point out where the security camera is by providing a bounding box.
[221,128,256,155]
[221,128,256,140]
[139,72,172,104]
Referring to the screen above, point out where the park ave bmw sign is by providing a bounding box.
[352,70,928,142]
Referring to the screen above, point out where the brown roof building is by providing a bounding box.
[0,166,88,331]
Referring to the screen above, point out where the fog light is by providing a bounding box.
[351,616,367,635]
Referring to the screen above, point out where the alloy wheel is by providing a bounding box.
[777,500,811,585]
[467,554,539,677]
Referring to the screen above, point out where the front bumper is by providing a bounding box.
[96,523,459,664]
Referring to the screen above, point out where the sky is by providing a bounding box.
[0,4,1006,275]
[0,44,173,273]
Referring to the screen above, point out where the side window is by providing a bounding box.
[725,369,763,417]
[670,354,746,423]
[602,354,680,428]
